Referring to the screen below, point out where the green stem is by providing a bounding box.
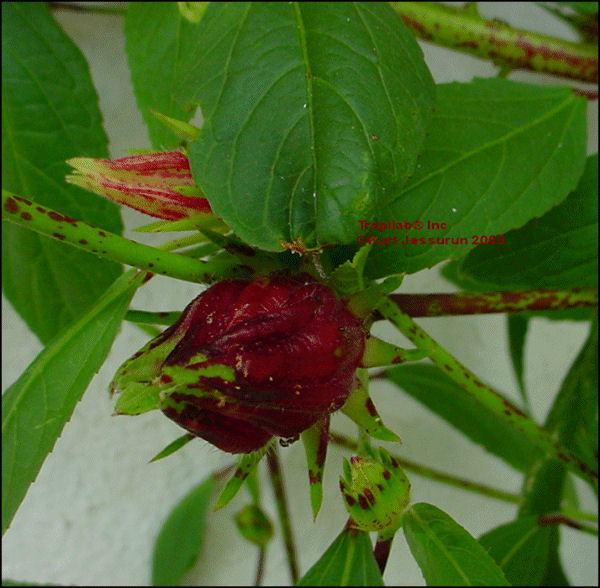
[330,432,521,504]
[255,546,266,587]
[377,297,598,487]
[362,336,429,367]
[2,190,240,284]
[125,310,181,326]
[390,2,598,83]
[382,287,598,318]
[266,446,299,585]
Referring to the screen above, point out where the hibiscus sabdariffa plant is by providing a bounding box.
[2,2,597,586]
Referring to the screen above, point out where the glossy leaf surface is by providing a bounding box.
[188,2,434,251]
[297,527,383,586]
[366,79,587,277]
[403,503,509,586]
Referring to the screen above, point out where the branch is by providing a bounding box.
[382,287,598,318]
[376,297,598,487]
[266,447,299,585]
[390,2,598,83]
[2,190,242,285]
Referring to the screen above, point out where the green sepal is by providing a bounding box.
[149,433,195,463]
[341,370,401,442]
[327,244,373,296]
[161,362,236,385]
[150,109,202,141]
[346,276,405,319]
[301,416,330,520]
[114,381,161,415]
[110,321,189,412]
[362,336,429,368]
[134,213,229,233]
[214,442,273,510]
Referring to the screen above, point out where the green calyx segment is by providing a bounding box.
[301,416,331,520]
[162,363,236,384]
[111,325,188,415]
[362,336,429,368]
[134,213,229,234]
[214,442,273,511]
[150,109,202,141]
[149,433,195,463]
[341,370,401,442]
[327,244,404,318]
[340,447,411,541]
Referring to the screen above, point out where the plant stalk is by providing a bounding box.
[266,446,299,585]
[377,297,598,487]
[390,2,598,83]
[2,190,240,284]
[382,287,598,318]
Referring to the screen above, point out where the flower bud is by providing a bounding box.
[339,448,410,540]
[234,504,274,547]
[113,273,366,454]
[66,151,211,220]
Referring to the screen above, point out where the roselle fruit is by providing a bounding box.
[115,273,367,454]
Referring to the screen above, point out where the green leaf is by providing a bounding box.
[387,363,537,471]
[403,503,510,586]
[479,516,552,586]
[297,527,384,586]
[1,270,144,535]
[125,2,205,150]
[366,79,587,278]
[544,319,598,480]
[507,314,529,411]
[2,2,123,344]
[151,476,216,586]
[188,2,434,251]
[455,153,598,290]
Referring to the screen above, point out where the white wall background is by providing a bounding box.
[2,3,597,586]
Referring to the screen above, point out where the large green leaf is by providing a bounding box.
[455,153,598,290]
[387,363,537,471]
[297,527,383,587]
[1,270,143,536]
[187,2,434,251]
[2,2,123,344]
[403,503,509,586]
[479,516,552,586]
[125,3,204,150]
[151,476,216,586]
[365,79,587,278]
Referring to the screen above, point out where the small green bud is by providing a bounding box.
[339,448,410,540]
[234,504,274,548]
